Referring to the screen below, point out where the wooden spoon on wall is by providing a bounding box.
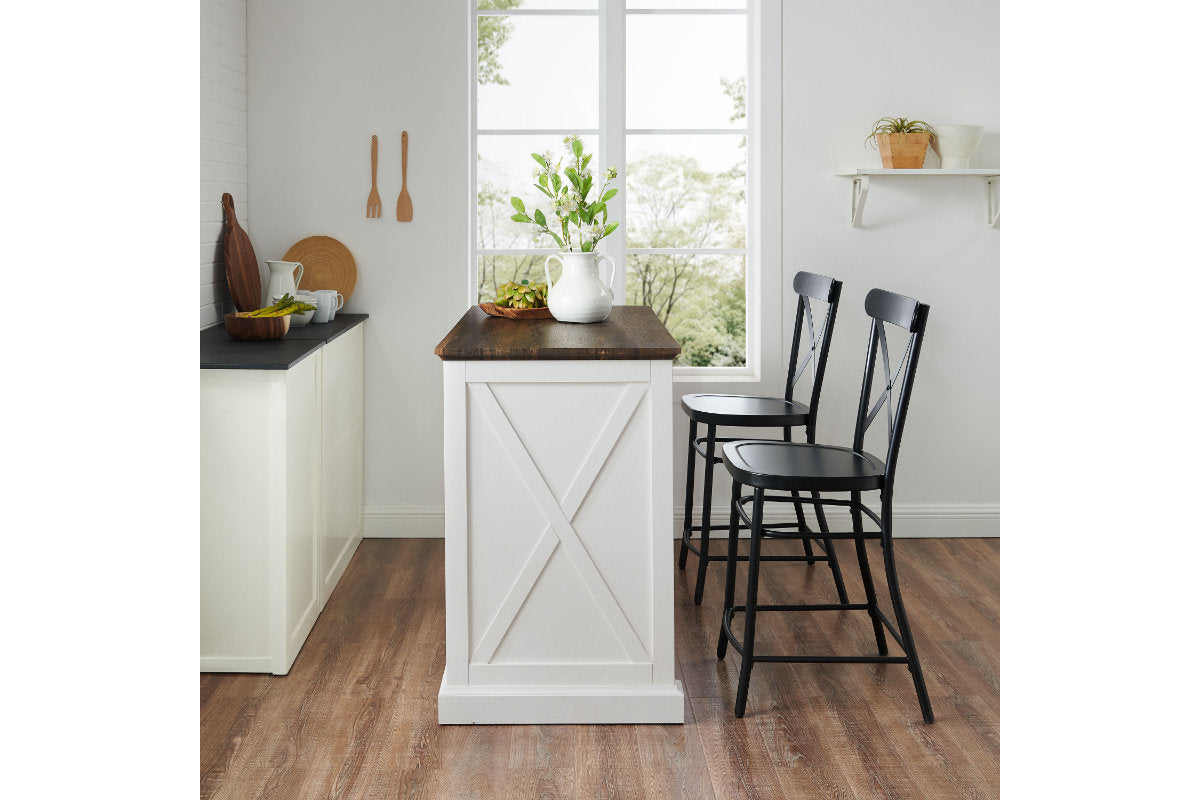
[221,193,263,312]
[396,131,413,221]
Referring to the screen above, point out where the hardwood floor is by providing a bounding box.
[201,537,998,799]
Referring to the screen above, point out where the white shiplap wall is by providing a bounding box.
[200,0,248,329]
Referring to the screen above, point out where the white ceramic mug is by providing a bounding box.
[313,289,344,323]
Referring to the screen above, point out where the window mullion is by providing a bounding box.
[601,0,626,305]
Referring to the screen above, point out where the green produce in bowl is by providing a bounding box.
[495,280,548,309]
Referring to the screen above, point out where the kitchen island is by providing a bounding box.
[434,306,685,724]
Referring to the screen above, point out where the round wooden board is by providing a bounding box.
[479,302,553,319]
[285,236,357,302]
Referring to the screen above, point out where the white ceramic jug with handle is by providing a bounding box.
[544,252,615,323]
[265,260,304,305]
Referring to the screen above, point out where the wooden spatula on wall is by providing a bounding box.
[396,131,413,221]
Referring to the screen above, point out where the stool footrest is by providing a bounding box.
[728,602,870,613]
[722,604,911,656]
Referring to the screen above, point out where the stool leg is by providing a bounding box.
[879,508,934,724]
[811,490,850,604]
[734,488,765,718]
[693,424,718,605]
[851,491,888,656]
[678,418,698,569]
[782,426,815,564]
[717,480,741,661]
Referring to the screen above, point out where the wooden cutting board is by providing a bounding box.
[221,194,263,312]
[286,236,357,302]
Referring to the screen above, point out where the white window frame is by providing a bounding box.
[468,1,779,382]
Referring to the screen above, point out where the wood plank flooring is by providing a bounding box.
[201,537,998,799]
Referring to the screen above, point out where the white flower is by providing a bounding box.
[563,133,580,145]
[605,166,617,180]
[563,196,579,213]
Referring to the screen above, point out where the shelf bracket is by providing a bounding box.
[849,174,869,227]
[986,176,1000,226]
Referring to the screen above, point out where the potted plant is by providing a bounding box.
[509,135,621,323]
[865,116,935,169]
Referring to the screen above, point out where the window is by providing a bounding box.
[472,0,753,370]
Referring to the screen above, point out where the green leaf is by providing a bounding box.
[510,197,526,214]
[531,153,547,168]
[549,231,565,248]
[602,188,617,202]
[551,173,562,193]
[603,222,619,237]
[582,153,592,170]
[572,139,583,159]
[535,184,554,198]
[564,167,581,192]
[538,174,548,187]
[510,213,531,223]
[582,240,592,252]
[534,209,547,226]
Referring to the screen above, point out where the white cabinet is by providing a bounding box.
[200,322,365,674]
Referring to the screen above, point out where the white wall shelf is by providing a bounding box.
[835,168,1000,227]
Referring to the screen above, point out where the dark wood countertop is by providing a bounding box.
[201,314,368,370]
[434,306,680,361]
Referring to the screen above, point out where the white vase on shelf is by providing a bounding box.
[931,125,984,169]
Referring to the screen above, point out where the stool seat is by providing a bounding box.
[723,440,885,493]
[681,393,811,427]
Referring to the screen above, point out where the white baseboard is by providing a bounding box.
[364,505,447,538]
[364,503,999,539]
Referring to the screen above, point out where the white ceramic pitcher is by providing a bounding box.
[265,260,304,305]
[544,252,615,323]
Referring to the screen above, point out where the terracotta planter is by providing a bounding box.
[875,132,932,169]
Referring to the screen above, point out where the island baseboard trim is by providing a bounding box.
[437,676,685,724]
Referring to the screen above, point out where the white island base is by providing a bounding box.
[435,308,685,724]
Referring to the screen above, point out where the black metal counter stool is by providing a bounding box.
[717,288,934,723]
[679,271,849,606]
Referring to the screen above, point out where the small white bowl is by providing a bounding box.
[291,306,316,326]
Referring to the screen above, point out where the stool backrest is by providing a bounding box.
[852,288,931,498]
[784,273,843,429]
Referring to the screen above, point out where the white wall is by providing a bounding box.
[245,0,998,538]
[777,0,1000,534]
[248,0,468,536]
[200,0,248,328]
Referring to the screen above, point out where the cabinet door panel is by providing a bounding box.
[322,326,364,454]
[322,425,363,603]
[285,354,322,670]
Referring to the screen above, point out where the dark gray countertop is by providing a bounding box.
[201,314,368,370]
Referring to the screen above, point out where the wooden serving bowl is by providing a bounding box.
[479,302,553,320]
[224,312,291,341]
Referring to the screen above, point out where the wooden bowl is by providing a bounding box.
[224,313,291,341]
[479,302,553,320]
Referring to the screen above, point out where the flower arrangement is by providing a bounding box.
[509,135,619,253]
